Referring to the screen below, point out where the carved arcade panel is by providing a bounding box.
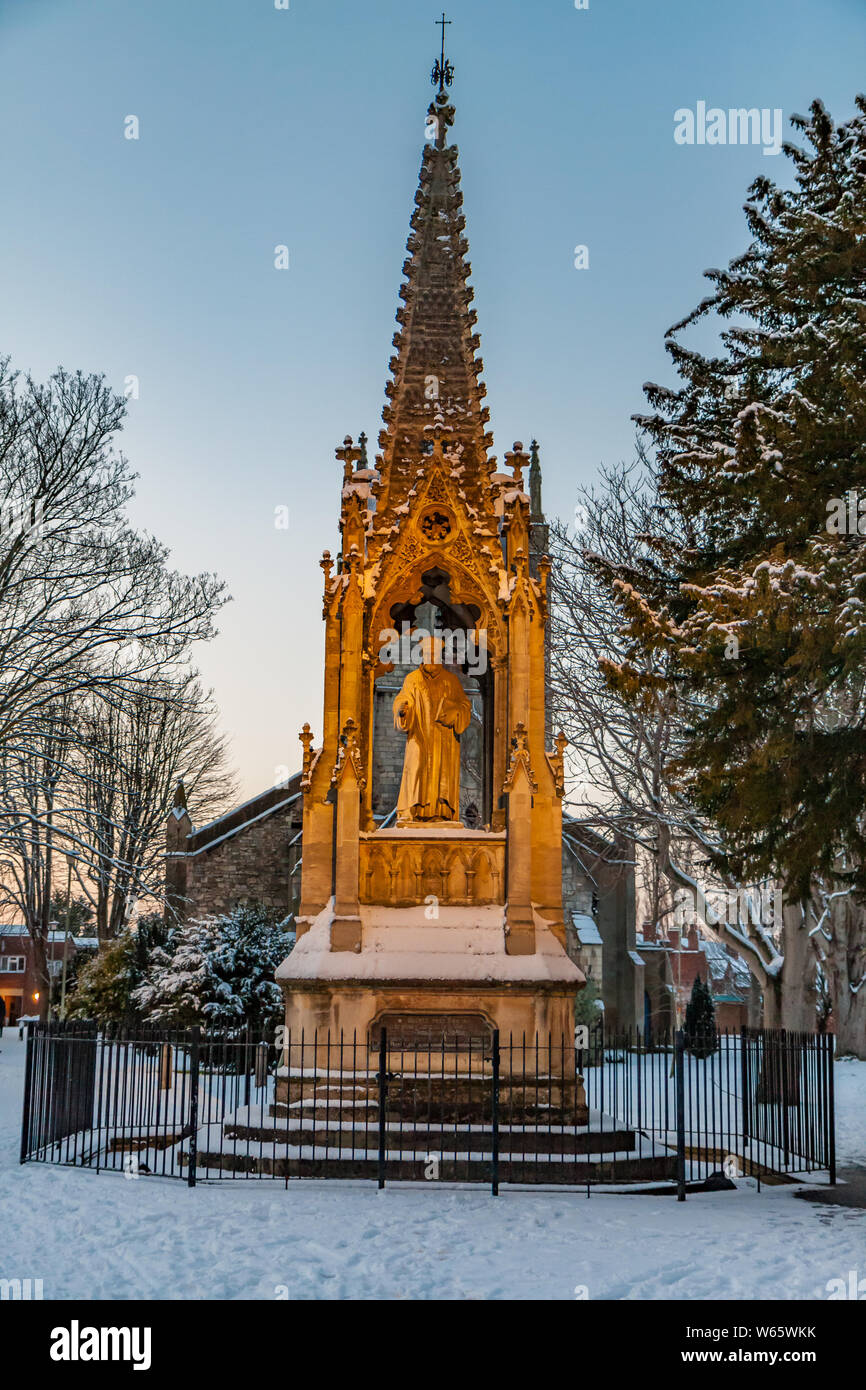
[359,832,505,906]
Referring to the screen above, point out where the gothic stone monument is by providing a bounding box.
[275,67,585,1072]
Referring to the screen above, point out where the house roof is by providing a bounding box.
[571,912,602,946]
[0,925,79,944]
[180,775,303,856]
[637,930,751,1004]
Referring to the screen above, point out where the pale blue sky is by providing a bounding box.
[1,0,862,800]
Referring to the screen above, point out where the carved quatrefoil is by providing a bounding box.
[419,509,452,542]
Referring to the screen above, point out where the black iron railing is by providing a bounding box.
[19,1021,836,1194]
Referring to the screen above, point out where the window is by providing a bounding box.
[0,956,25,973]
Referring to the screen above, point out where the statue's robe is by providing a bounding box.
[393,665,471,822]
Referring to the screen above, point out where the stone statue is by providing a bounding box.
[393,637,471,825]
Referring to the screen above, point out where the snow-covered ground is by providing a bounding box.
[1,1027,864,1301]
[832,1055,866,1170]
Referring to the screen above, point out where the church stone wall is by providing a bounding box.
[371,673,407,818]
[176,801,301,921]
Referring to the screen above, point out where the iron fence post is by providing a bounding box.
[255,1039,269,1092]
[675,1028,686,1201]
[377,1027,387,1190]
[19,1019,36,1164]
[491,1028,500,1196]
[740,1025,749,1165]
[827,1031,836,1185]
[780,1028,791,1167]
[187,1026,200,1189]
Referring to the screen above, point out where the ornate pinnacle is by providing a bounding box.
[538,553,551,597]
[431,12,454,91]
[332,717,366,790]
[504,720,538,794]
[299,723,315,789]
[529,439,543,518]
[504,441,529,487]
[336,434,363,484]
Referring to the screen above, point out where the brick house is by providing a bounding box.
[635,921,761,1034]
[562,821,642,1031]
[0,927,94,1025]
[165,776,305,924]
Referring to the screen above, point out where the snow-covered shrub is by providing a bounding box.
[133,904,293,1030]
[67,913,171,1025]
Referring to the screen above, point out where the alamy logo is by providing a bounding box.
[673,884,783,930]
[674,102,783,156]
[378,622,487,677]
[826,1270,866,1300]
[50,1320,152,1371]
[0,498,44,542]
[826,492,866,535]
[0,1277,43,1299]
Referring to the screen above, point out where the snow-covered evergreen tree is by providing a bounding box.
[684,976,718,1058]
[598,98,866,1053]
[67,912,171,1025]
[133,905,293,1030]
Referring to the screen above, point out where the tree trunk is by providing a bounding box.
[827,894,866,1058]
[30,930,51,1020]
[779,902,816,1032]
[762,975,781,1029]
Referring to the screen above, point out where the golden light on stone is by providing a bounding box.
[276,68,584,1076]
[393,638,470,826]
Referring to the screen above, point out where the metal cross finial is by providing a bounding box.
[431,11,454,91]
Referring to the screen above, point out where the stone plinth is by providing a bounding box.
[277,897,582,1071]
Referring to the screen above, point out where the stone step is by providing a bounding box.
[223,1120,637,1156]
[270,1100,588,1125]
[275,1073,585,1122]
[196,1149,679,1185]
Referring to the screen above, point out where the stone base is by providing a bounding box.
[278,979,578,1077]
[277,899,583,1082]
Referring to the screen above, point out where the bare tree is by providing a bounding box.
[0,697,77,1014]
[0,359,232,1013]
[68,677,237,938]
[0,360,226,759]
[548,455,798,1021]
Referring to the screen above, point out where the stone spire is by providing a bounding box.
[373,65,493,524]
[528,439,549,575]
